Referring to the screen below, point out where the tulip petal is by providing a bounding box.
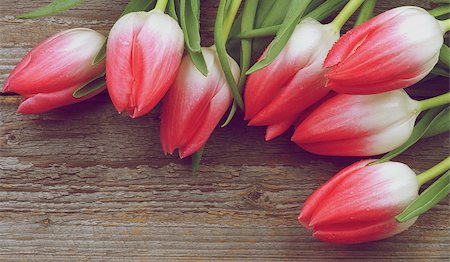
[292,91,419,156]
[106,12,148,114]
[313,217,417,244]
[5,28,105,95]
[309,162,418,227]
[17,82,105,114]
[131,11,184,117]
[324,7,443,94]
[298,159,373,228]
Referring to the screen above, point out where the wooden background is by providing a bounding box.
[0,0,449,260]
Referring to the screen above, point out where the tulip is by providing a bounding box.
[292,90,420,156]
[106,10,184,118]
[299,160,419,244]
[244,18,339,140]
[160,46,239,158]
[324,6,445,94]
[2,28,106,114]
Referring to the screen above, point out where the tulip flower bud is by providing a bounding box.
[106,10,184,118]
[292,90,419,156]
[324,6,444,94]
[2,28,106,114]
[244,18,339,140]
[160,46,239,158]
[299,160,419,244]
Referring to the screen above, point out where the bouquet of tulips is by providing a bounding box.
[3,0,449,245]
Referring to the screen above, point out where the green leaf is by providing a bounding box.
[431,66,450,78]
[180,0,208,76]
[396,171,450,222]
[168,0,179,21]
[187,49,208,76]
[122,0,156,15]
[305,0,349,21]
[92,0,156,65]
[304,0,326,15]
[73,76,106,99]
[223,0,259,127]
[354,0,377,27]
[246,0,313,74]
[423,106,450,138]
[191,146,205,176]
[438,44,450,69]
[92,40,107,65]
[17,0,84,19]
[373,106,448,165]
[214,0,243,109]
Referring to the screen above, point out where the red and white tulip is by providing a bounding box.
[244,18,339,140]
[106,10,184,118]
[299,160,419,244]
[324,6,444,94]
[3,28,106,114]
[160,46,239,158]
[292,90,420,156]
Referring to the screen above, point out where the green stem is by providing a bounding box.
[417,157,450,186]
[236,25,279,39]
[223,0,242,40]
[417,92,450,112]
[330,0,365,32]
[354,0,376,26]
[429,5,450,18]
[154,0,169,12]
[439,18,450,32]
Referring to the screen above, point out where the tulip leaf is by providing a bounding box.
[438,44,450,69]
[423,106,450,138]
[396,171,450,222]
[191,146,205,176]
[223,0,259,127]
[354,0,377,26]
[92,0,156,65]
[180,0,208,76]
[373,106,448,165]
[73,76,106,99]
[17,0,84,19]
[167,0,179,21]
[304,0,326,15]
[92,40,107,65]
[122,0,156,14]
[214,0,243,109]
[251,0,290,58]
[246,0,313,74]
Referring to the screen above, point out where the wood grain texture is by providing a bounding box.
[0,0,449,261]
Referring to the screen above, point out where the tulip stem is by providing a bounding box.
[417,92,450,112]
[429,5,450,18]
[439,18,450,32]
[154,0,169,12]
[330,0,365,32]
[223,0,243,40]
[417,157,450,186]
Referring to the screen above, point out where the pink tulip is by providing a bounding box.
[106,10,184,118]
[292,90,419,156]
[2,28,106,114]
[160,46,239,158]
[244,18,339,140]
[324,6,444,94]
[299,160,418,244]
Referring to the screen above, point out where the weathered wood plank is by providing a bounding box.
[0,0,449,260]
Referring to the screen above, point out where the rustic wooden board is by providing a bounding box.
[0,0,449,261]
